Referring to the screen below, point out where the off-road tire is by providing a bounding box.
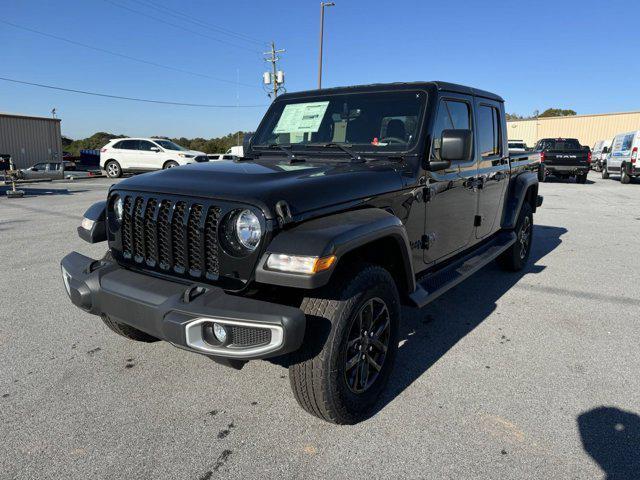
[104,160,122,178]
[620,166,631,184]
[163,160,179,169]
[498,202,533,272]
[602,165,610,179]
[288,264,400,424]
[101,315,158,342]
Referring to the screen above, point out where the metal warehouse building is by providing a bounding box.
[507,111,640,148]
[0,112,62,169]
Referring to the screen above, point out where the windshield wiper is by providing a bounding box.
[305,143,364,163]
[255,143,305,163]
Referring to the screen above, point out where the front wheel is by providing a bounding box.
[163,160,179,169]
[498,202,533,272]
[288,264,400,424]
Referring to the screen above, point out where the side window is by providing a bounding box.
[477,105,501,158]
[431,99,471,161]
[622,134,634,151]
[48,163,60,171]
[119,140,137,150]
[138,140,156,151]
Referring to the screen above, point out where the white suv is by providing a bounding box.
[100,138,207,178]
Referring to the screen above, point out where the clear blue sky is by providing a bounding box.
[2,0,639,139]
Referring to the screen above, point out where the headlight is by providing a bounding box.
[178,153,194,158]
[235,209,261,250]
[266,254,336,274]
[113,195,124,222]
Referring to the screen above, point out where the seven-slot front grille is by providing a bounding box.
[118,194,221,278]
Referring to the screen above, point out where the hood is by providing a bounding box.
[112,157,403,219]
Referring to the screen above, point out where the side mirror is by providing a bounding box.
[150,147,160,152]
[602,147,609,153]
[428,129,472,171]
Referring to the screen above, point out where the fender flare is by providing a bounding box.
[502,171,539,230]
[78,200,107,243]
[254,208,416,292]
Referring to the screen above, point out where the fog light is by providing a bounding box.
[212,323,228,343]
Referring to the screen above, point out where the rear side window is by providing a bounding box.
[114,140,138,150]
[477,105,502,158]
[431,99,471,161]
[622,134,634,151]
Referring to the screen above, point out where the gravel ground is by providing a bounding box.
[1,173,639,479]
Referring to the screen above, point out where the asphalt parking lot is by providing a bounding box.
[1,173,639,479]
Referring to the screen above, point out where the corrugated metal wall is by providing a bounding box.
[0,114,63,169]
[507,111,640,149]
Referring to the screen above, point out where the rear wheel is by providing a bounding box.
[163,160,179,169]
[104,160,122,178]
[288,264,400,424]
[602,164,610,179]
[576,172,588,184]
[498,202,533,272]
[621,165,631,184]
[537,166,545,182]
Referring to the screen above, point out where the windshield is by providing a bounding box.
[153,139,187,151]
[252,90,426,153]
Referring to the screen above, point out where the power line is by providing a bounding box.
[0,77,267,108]
[0,20,260,89]
[129,0,268,47]
[101,0,262,54]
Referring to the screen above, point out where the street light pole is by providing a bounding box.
[318,2,335,89]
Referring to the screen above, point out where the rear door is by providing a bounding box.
[475,100,509,239]
[117,140,141,169]
[424,94,478,264]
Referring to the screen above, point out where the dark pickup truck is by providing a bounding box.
[61,81,542,424]
[535,138,591,183]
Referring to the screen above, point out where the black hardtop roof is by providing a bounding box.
[277,81,504,103]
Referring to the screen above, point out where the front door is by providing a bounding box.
[424,95,479,264]
[474,100,509,238]
[137,140,161,170]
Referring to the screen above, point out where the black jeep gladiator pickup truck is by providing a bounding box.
[62,81,542,424]
[535,137,591,183]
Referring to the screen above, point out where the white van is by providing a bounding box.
[100,138,207,178]
[602,131,640,183]
[591,139,612,172]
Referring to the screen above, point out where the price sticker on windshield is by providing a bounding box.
[274,101,330,134]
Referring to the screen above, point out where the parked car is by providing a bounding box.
[602,131,640,183]
[591,139,612,172]
[207,154,238,161]
[508,140,528,152]
[535,138,591,183]
[18,161,88,180]
[100,138,208,178]
[62,81,542,424]
[226,145,244,157]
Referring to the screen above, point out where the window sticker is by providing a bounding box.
[274,101,330,134]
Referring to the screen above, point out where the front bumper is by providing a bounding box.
[60,252,306,360]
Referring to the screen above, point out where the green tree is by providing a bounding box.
[538,108,577,118]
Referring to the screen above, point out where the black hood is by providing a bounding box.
[112,158,404,219]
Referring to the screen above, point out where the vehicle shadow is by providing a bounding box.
[577,406,640,479]
[0,186,89,197]
[370,224,567,417]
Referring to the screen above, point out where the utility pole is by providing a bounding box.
[52,107,63,179]
[318,2,335,89]
[263,42,285,98]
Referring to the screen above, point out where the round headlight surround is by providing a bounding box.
[220,208,262,256]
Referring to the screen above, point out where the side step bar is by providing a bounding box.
[408,231,517,308]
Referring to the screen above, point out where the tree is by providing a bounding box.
[538,108,577,118]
